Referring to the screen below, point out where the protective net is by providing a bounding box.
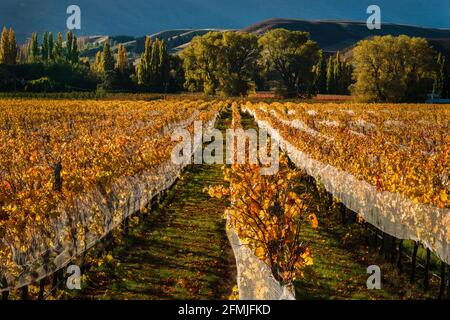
[245,107,450,266]
[226,215,295,300]
[0,112,219,292]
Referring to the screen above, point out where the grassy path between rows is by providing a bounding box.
[75,110,235,300]
[294,213,434,300]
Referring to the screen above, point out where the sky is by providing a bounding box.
[1,0,449,41]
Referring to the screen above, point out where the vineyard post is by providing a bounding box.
[390,236,397,262]
[326,193,333,212]
[397,240,403,272]
[364,223,369,245]
[52,271,59,297]
[438,262,445,299]
[1,276,8,300]
[58,268,65,290]
[448,265,450,298]
[38,278,46,300]
[379,232,385,256]
[339,203,346,225]
[21,286,29,300]
[373,229,378,248]
[123,197,130,237]
[410,241,419,283]
[424,248,431,292]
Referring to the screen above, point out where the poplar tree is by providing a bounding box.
[29,32,40,62]
[115,44,128,73]
[313,53,327,93]
[48,32,54,61]
[151,38,161,86]
[93,50,102,73]
[433,53,450,98]
[65,31,76,64]
[0,27,8,64]
[54,32,63,63]
[41,32,49,61]
[159,40,170,92]
[7,28,17,64]
[137,36,153,86]
[71,35,79,64]
[100,42,115,73]
[326,56,335,94]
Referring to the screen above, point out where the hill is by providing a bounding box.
[79,18,450,62]
[242,18,450,53]
[2,0,449,43]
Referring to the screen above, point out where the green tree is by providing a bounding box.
[41,32,49,62]
[150,38,161,86]
[29,32,40,62]
[325,52,353,95]
[313,53,327,94]
[180,32,222,95]
[259,29,321,98]
[54,32,64,63]
[137,36,153,87]
[351,35,437,102]
[181,31,259,96]
[48,32,54,61]
[433,52,450,98]
[66,31,73,63]
[100,42,115,73]
[136,37,171,91]
[159,40,170,92]
[218,32,259,96]
[65,31,79,65]
[326,55,335,94]
[71,35,79,65]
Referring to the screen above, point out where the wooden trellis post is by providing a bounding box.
[397,240,403,272]
[379,232,385,256]
[390,236,397,262]
[424,248,431,292]
[38,278,46,300]
[339,203,346,225]
[438,262,445,300]
[410,241,419,283]
[21,285,29,300]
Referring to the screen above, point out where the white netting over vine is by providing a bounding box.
[245,107,450,266]
[226,216,295,300]
[0,113,218,292]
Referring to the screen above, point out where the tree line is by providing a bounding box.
[0,27,183,93]
[1,26,449,102]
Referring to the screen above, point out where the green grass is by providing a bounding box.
[293,196,437,300]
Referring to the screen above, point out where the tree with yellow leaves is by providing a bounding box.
[115,44,128,73]
[0,27,17,64]
[0,27,8,64]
